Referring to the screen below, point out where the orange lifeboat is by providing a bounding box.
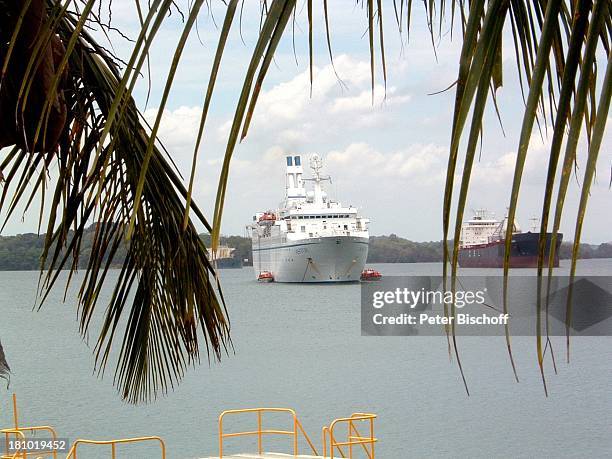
[258,212,276,223]
[258,271,274,282]
[360,268,382,281]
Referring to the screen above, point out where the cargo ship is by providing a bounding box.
[207,245,243,269]
[458,209,562,268]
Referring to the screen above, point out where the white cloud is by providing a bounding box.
[326,142,446,184]
[330,85,411,113]
[143,105,202,154]
[239,55,412,144]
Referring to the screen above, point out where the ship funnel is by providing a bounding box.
[285,155,306,203]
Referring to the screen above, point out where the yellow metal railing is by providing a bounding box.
[1,395,59,459]
[322,413,377,459]
[2,395,165,459]
[1,428,26,459]
[1,426,59,459]
[218,407,319,458]
[64,436,166,459]
[4,394,378,459]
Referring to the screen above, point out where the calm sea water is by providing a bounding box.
[1,260,612,458]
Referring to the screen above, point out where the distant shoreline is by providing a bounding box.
[1,231,611,271]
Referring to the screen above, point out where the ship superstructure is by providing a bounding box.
[460,209,520,247]
[249,154,369,282]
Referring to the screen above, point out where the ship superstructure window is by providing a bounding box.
[294,156,301,166]
[286,214,354,220]
[286,156,293,166]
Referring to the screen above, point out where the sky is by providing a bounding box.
[1,1,610,243]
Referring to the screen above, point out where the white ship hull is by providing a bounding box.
[252,235,369,283]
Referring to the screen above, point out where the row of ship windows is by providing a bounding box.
[297,225,350,232]
[289,214,352,220]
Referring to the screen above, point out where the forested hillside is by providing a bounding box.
[1,229,610,271]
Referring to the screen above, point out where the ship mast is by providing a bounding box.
[307,154,331,206]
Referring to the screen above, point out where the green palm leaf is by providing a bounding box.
[565,52,612,360]
[502,0,561,395]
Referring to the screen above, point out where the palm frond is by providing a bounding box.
[502,0,562,395]
[184,0,239,230]
[565,51,612,361]
[450,0,510,393]
[1,0,229,403]
[211,0,295,251]
[535,0,593,380]
[545,0,609,364]
[437,0,610,394]
[0,339,10,387]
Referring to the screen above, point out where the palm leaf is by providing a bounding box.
[0,0,34,90]
[441,0,610,393]
[367,0,375,102]
[450,5,509,393]
[308,0,313,95]
[501,0,561,396]
[565,52,612,360]
[129,0,207,237]
[241,2,297,140]
[546,0,608,363]
[0,339,9,387]
[534,0,593,377]
[184,0,239,230]
[1,1,229,403]
[211,0,293,251]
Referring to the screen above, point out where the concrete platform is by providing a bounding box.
[202,453,324,459]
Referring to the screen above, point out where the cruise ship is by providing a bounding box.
[248,154,369,282]
[458,209,562,268]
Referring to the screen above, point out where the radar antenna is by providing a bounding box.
[303,153,331,205]
[308,154,332,183]
[304,154,332,184]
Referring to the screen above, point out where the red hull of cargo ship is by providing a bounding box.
[458,232,562,268]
